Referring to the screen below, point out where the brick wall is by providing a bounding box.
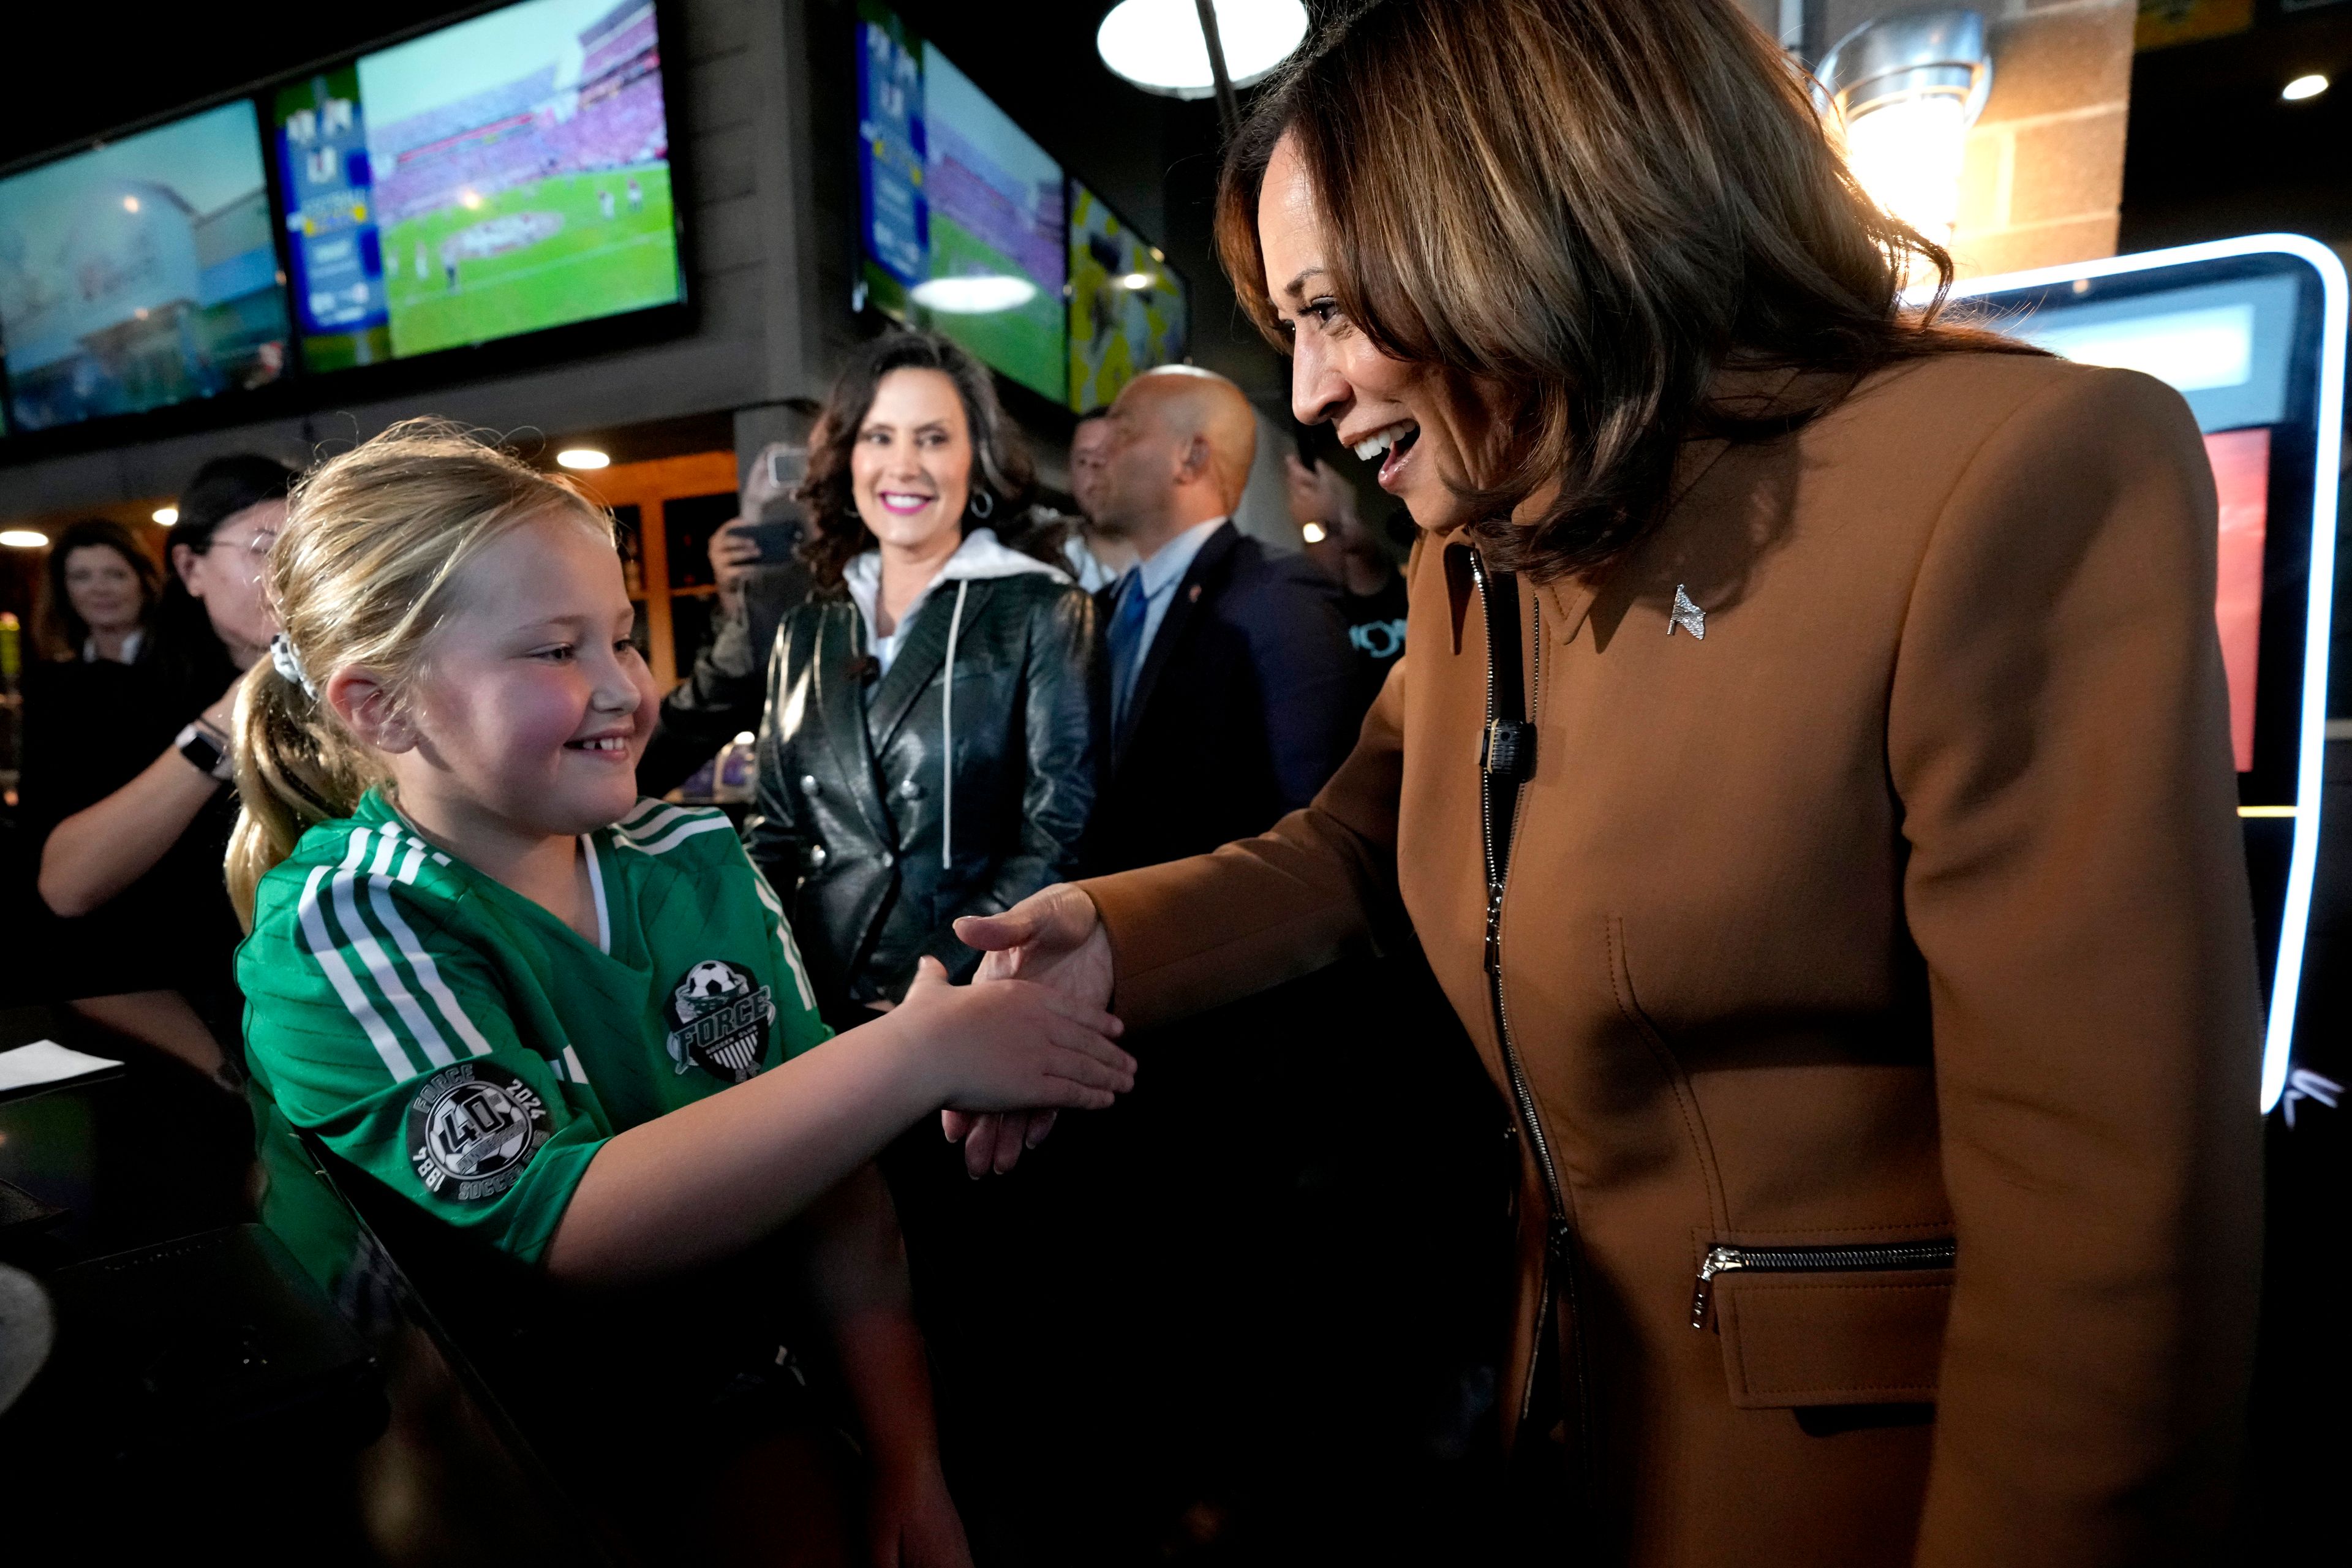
[1774,0,2137,279]
[1949,0,2136,277]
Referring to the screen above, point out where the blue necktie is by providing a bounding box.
[1106,570,1149,734]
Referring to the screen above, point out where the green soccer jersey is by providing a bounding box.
[239,791,831,1264]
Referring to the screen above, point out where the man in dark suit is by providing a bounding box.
[1085,366,1356,873]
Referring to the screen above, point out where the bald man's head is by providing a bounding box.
[1091,366,1259,553]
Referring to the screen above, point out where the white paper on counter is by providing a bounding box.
[0,1039,124,1093]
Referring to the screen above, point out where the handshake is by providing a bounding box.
[940,883,1116,1178]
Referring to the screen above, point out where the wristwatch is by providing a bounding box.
[176,722,235,783]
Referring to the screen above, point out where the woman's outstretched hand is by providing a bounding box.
[891,956,1132,1113]
[947,886,1116,1175]
[956,883,1114,1001]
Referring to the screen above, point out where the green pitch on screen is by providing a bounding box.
[381,165,680,358]
[922,218,1065,403]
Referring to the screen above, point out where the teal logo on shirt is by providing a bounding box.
[665,959,775,1084]
[406,1061,551,1203]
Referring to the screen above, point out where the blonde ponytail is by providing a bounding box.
[225,656,385,927]
[226,419,609,926]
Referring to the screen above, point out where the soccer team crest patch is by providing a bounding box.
[406,1061,552,1203]
[665,958,775,1083]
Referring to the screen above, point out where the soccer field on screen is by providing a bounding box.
[380,165,679,358]
[925,217,1065,402]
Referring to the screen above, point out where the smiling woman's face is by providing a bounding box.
[850,367,975,556]
[1257,132,1492,535]
[63,545,145,635]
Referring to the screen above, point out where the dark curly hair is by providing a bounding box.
[796,331,1036,592]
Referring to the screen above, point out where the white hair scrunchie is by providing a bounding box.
[270,633,317,698]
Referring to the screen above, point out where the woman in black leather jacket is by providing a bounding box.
[744,333,1099,1023]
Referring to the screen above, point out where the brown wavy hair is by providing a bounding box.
[796,331,1036,592]
[36,518,162,660]
[1214,0,2038,582]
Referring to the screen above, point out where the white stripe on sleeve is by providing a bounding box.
[616,802,699,842]
[331,832,456,1069]
[744,864,815,1013]
[625,815,735,857]
[748,869,785,918]
[296,864,417,1081]
[771,917,818,1014]
[363,872,497,1058]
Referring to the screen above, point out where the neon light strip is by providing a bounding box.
[1933,236,2345,1114]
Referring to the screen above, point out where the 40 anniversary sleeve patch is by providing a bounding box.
[406,1061,553,1202]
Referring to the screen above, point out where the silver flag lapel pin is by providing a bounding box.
[1668,584,1706,639]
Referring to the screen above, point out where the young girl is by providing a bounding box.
[228,421,1134,1565]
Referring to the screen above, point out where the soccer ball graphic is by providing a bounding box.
[676,960,748,1016]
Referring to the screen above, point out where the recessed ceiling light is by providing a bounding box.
[556,448,611,470]
[2283,74,2329,102]
[1119,271,1155,290]
[910,275,1039,314]
[1098,0,1310,100]
[1299,521,1327,543]
[153,506,179,526]
[0,529,50,549]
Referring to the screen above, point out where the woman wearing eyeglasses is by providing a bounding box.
[20,454,295,1005]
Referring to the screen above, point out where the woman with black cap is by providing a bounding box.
[20,453,295,1003]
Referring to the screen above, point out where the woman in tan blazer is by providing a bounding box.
[953,2,2263,1562]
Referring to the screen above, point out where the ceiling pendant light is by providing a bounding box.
[1097,0,1309,100]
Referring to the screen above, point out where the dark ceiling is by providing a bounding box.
[0,2,469,170]
[2122,1,2352,253]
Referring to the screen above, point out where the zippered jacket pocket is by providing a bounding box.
[1692,1240,1956,1329]
[1695,1238,1957,1411]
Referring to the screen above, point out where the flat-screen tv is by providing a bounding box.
[1067,181,1187,413]
[1949,237,2345,1113]
[856,2,1068,402]
[0,100,292,432]
[279,0,683,369]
